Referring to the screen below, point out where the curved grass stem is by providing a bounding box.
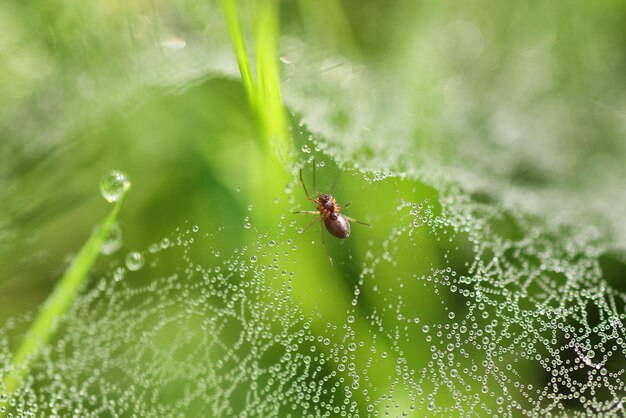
[1,192,128,410]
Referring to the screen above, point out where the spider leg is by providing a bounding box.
[293,210,320,215]
[299,168,317,202]
[319,220,333,266]
[344,215,371,227]
[337,202,351,210]
[302,215,322,233]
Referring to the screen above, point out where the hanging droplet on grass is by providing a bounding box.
[125,251,144,271]
[100,221,123,255]
[100,170,130,202]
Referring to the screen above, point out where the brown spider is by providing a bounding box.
[294,160,370,264]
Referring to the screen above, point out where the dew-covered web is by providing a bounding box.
[2,1,626,417]
[2,162,626,416]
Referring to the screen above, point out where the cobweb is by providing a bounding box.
[2,171,624,416]
[2,1,626,417]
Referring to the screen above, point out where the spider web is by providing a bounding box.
[1,0,626,417]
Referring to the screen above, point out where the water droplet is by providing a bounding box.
[113,266,125,282]
[192,225,199,233]
[100,170,130,203]
[100,221,123,255]
[448,312,455,320]
[250,256,258,263]
[301,144,311,153]
[125,251,144,271]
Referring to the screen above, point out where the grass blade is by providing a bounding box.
[1,191,129,407]
[219,0,257,110]
[254,0,289,160]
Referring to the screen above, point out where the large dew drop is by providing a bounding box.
[125,251,144,271]
[99,170,130,203]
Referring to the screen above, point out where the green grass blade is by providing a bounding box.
[219,0,257,110]
[1,192,129,405]
[253,0,289,160]
[219,0,290,164]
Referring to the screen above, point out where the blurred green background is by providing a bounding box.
[1,0,626,416]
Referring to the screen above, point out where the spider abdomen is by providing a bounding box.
[324,213,351,238]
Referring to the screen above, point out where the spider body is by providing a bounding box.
[315,194,350,238]
[325,212,350,238]
[294,161,369,264]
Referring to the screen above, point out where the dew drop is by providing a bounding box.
[100,170,130,203]
[100,221,123,255]
[125,251,144,271]
[113,266,125,282]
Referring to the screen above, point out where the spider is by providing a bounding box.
[294,160,370,264]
